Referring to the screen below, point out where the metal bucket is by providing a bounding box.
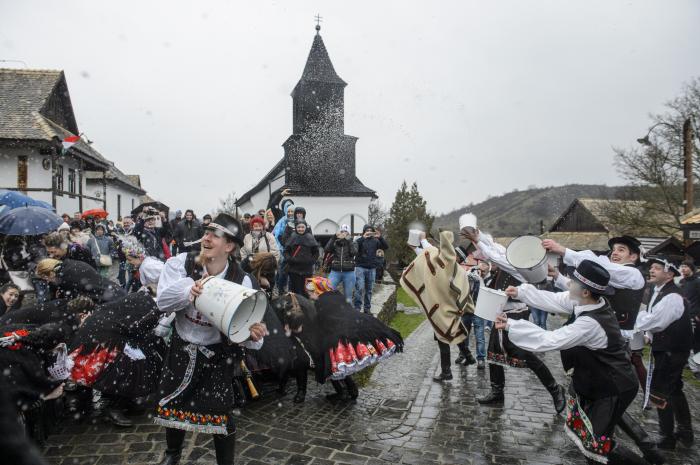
[194,277,268,343]
[506,235,548,284]
[474,287,508,322]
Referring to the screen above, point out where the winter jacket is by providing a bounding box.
[65,242,95,268]
[324,236,357,272]
[241,231,281,262]
[273,217,290,251]
[175,220,204,251]
[133,219,166,261]
[87,235,114,267]
[680,274,700,318]
[355,236,389,269]
[283,232,319,275]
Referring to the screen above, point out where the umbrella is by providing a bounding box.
[0,205,63,236]
[82,208,109,220]
[131,201,169,216]
[0,190,54,211]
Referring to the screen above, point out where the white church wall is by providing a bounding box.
[280,196,371,236]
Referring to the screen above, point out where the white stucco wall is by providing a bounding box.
[84,180,142,220]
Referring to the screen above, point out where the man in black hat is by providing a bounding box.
[501,260,646,464]
[154,213,268,465]
[540,236,664,464]
[634,256,694,451]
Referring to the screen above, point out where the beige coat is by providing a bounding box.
[240,232,280,262]
[400,230,474,344]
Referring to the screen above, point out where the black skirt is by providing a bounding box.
[92,337,166,398]
[153,330,241,434]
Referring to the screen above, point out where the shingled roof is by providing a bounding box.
[0,68,109,168]
[297,33,346,86]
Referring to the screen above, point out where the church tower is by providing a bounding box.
[283,24,359,193]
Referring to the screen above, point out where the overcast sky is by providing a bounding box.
[2,0,699,216]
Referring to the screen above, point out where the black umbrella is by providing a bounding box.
[0,205,62,236]
[131,201,169,216]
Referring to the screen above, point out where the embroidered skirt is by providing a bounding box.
[487,328,528,368]
[153,330,240,434]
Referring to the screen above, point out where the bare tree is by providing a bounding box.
[604,77,699,235]
[217,191,237,216]
[368,199,388,228]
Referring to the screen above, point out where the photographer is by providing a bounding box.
[324,224,357,303]
[353,225,388,314]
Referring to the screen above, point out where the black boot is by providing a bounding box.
[455,354,466,365]
[326,380,349,402]
[432,370,453,382]
[655,407,676,450]
[607,443,651,465]
[213,432,236,465]
[618,412,666,465]
[477,383,504,404]
[670,392,693,447]
[158,428,185,465]
[293,390,306,403]
[345,377,359,400]
[104,408,133,427]
[547,383,567,414]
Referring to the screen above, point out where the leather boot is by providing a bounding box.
[345,377,359,400]
[618,412,666,465]
[477,383,504,404]
[607,443,651,465]
[213,432,236,465]
[293,389,306,403]
[655,407,676,450]
[432,370,453,382]
[547,383,567,414]
[158,428,185,465]
[670,392,694,447]
[104,408,133,427]
[326,380,349,402]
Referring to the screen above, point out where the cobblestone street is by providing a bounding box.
[43,319,700,465]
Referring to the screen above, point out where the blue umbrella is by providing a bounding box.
[0,190,54,211]
[0,205,63,236]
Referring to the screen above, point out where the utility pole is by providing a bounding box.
[683,118,695,214]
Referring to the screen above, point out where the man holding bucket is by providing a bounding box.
[154,213,268,465]
[460,228,566,413]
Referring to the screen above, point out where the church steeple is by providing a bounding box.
[291,26,347,135]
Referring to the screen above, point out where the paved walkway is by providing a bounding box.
[43,318,700,465]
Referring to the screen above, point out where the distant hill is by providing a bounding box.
[433,184,623,237]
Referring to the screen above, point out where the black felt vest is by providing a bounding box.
[560,304,638,399]
[646,282,692,353]
[604,264,644,330]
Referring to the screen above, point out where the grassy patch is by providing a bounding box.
[396,287,417,307]
[389,311,426,339]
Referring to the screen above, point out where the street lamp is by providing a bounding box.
[637,118,696,214]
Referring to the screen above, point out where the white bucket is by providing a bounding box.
[459,213,477,231]
[474,287,508,322]
[506,235,548,284]
[629,331,645,351]
[194,277,268,343]
[693,352,700,365]
[407,229,422,247]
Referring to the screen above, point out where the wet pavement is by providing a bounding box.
[43,317,700,465]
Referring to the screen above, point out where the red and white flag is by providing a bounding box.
[62,135,80,152]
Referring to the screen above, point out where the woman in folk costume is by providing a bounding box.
[459,228,566,413]
[68,288,167,427]
[278,276,403,402]
[154,213,267,465]
[36,258,126,304]
[632,256,694,452]
[499,260,646,464]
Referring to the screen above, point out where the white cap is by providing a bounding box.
[459,213,477,230]
[57,222,70,232]
[340,224,351,233]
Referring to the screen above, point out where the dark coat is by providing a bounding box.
[175,219,203,251]
[283,232,319,275]
[680,274,700,318]
[133,219,166,261]
[66,242,96,268]
[324,236,357,272]
[355,236,389,269]
[53,259,125,303]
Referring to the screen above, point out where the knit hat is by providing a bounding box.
[57,222,70,232]
[305,276,334,295]
[250,216,265,228]
[682,260,697,272]
[340,224,351,233]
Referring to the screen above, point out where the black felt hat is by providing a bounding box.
[571,259,615,296]
[206,213,244,246]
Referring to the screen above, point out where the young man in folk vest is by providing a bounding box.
[634,256,694,451]
[155,213,268,465]
[500,260,647,464]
